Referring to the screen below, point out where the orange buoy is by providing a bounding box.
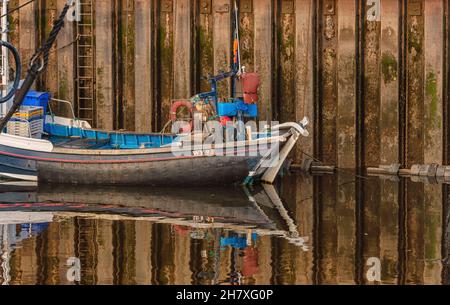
[171,100,194,133]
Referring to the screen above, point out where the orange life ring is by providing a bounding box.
[170,100,194,133]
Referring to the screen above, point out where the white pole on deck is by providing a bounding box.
[0,0,10,118]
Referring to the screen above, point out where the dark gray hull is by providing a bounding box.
[37,155,259,186]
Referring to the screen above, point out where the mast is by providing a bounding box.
[231,0,242,98]
[0,0,9,118]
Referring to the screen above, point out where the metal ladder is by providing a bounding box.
[75,0,95,125]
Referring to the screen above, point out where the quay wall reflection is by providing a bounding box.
[0,174,448,285]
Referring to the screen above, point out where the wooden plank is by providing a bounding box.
[320,0,338,165]
[405,180,425,284]
[337,0,357,169]
[96,220,114,284]
[45,223,60,284]
[253,0,273,121]
[95,0,114,130]
[173,228,192,284]
[56,0,75,105]
[317,175,339,284]
[198,0,214,93]
[135,221,152,284]
[335,0,357,282]
[17,237,38,284]
[18,0,35,78]
[76,219,99,284]
[7,0,20,78]
[122,0,136,131]
[272,239,297,284]
[423,0,444,164]
[379,178,399,284]
[406,0,425,166]
[362,180,381,285]
[57,219,76,284]
[134,0,153,132]
[282,175,314,284]
[111,221,137,284]
[42,0,59,97]
[295,0,314,157]
[157,0,175,130]
[379,0,400,165]
[173,0,192,98]
[151,224,175,284]
[423,183,443,284]
[364,1,381,167]
[213,0,231,98]
[252,236,272,284]
[278,1,296,124]
[239,0,254,72]
[336,175,356,284]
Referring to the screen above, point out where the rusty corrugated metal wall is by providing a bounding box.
[7,0,450,168]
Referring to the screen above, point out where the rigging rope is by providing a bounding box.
[0,0,74,131]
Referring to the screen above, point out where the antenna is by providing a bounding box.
[233,0,242,75]
[231,0,241,97]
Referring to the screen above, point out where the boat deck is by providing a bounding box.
[50,137,111,149]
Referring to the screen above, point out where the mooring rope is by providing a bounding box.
[300,149,370,181]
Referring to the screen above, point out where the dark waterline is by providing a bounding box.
[0,173,448,285]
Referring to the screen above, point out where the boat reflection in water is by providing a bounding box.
[0,173,449,285]
[0,181,308,285]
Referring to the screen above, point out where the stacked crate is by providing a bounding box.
[7,106,44,139]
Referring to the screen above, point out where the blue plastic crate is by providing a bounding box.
[217,102,238,117]
[217,101,258,118]
[245,104,258,118]
[23,91,51,115]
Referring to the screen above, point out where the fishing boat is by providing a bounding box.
[0,116,308,186]
[0,0,309,186]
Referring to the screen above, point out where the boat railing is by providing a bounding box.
[48,98,76,120]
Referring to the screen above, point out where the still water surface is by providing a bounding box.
[0,173,448,285]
